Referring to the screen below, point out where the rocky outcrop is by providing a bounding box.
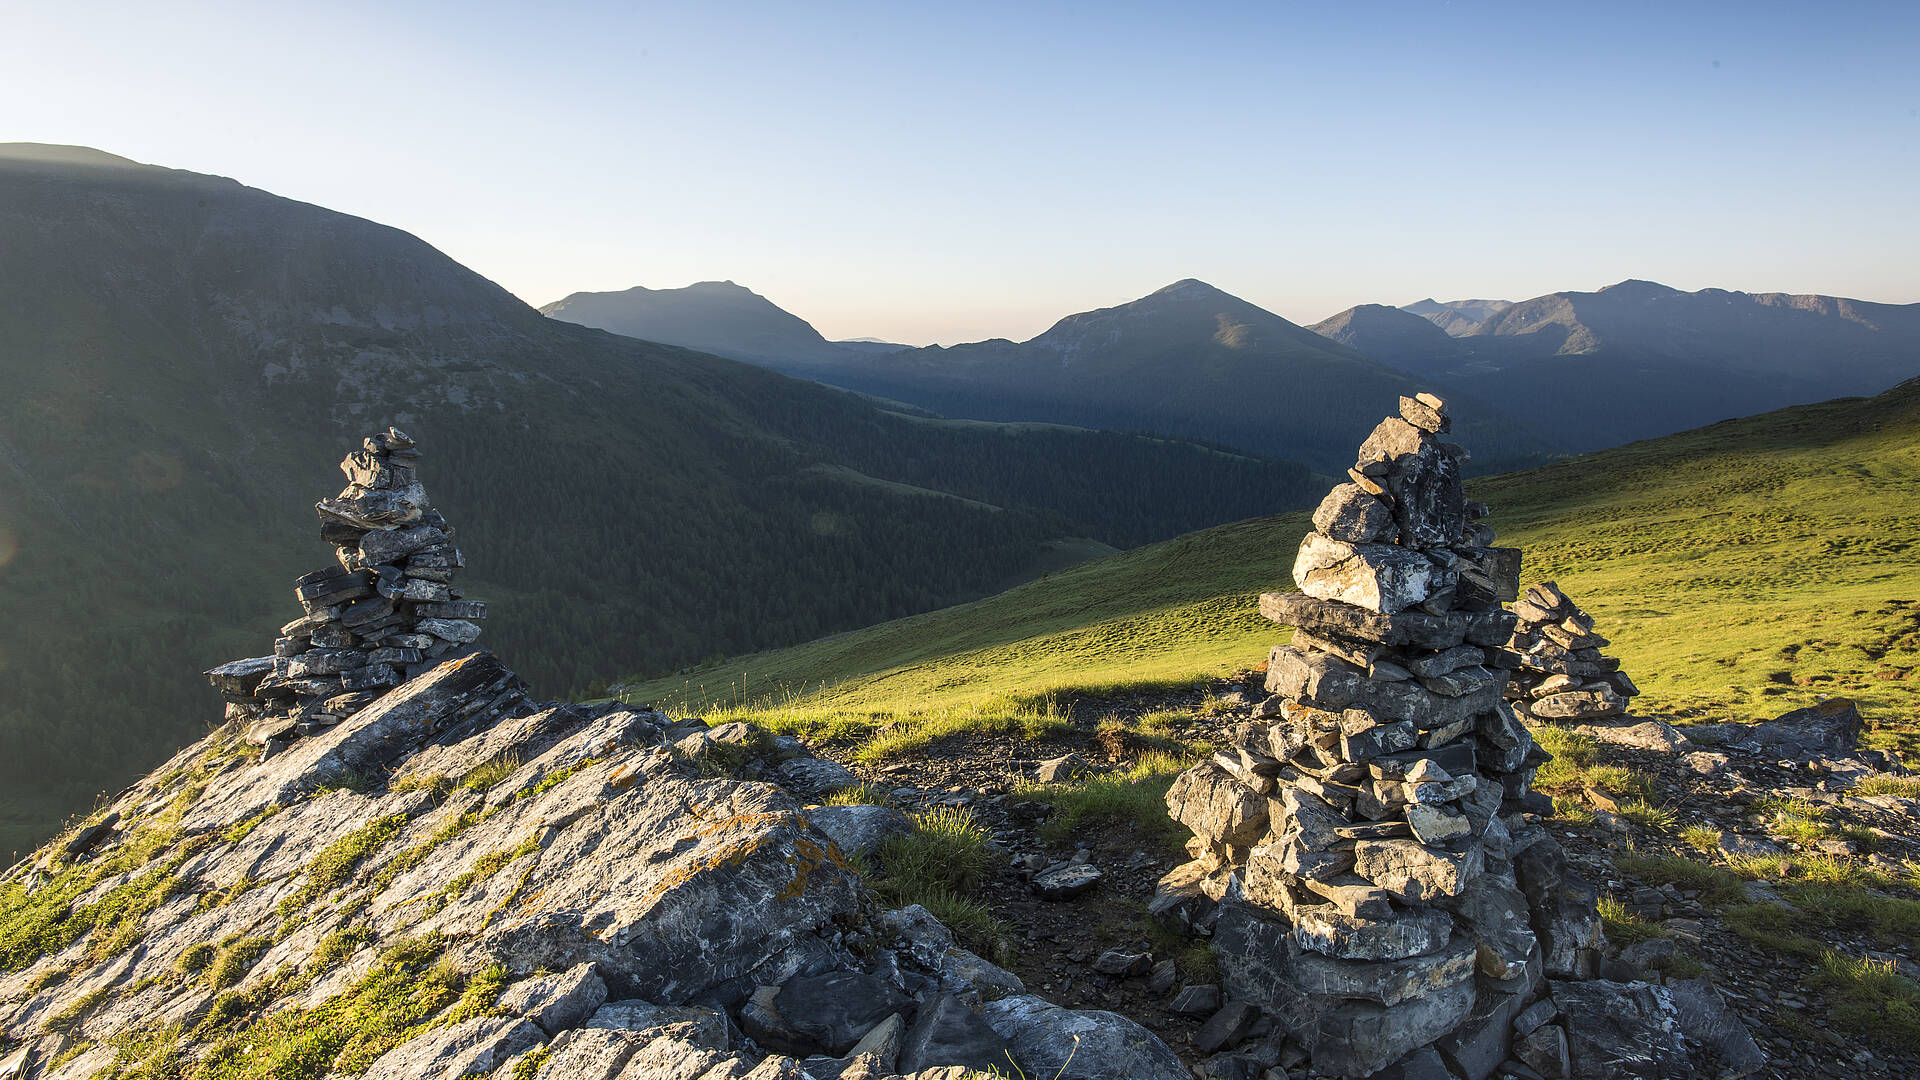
[1156,397,1606,1078]
[0,431,1188,1080]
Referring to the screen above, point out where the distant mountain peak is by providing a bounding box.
[1597,279,1681,296]
[0,143,146,168]
[1147,278,1228,300]
[543,280,853,366]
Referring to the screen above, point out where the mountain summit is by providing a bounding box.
[541,280,859,366]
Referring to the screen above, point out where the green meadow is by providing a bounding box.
[618,380,1920,758]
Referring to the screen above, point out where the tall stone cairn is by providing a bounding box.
[205,427,501,748]
[1501,582,1640,723]
[1156,395,1603,1079]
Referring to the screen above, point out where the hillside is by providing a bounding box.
[0,145,1320,856]
[539,280,863,367]
[621,378,1920,761]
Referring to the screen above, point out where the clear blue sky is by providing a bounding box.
[4,0,1915,343]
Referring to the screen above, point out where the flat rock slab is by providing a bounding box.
[1571,718,1689,753]
[1031,862,1103,900]
[983,994,1189,1080]
[359,1015,541,1080]
[183,651,526,833]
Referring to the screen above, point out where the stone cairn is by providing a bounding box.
[1158,395,1603,1079]
[205,428,497,746]
[1502,583,1639,723]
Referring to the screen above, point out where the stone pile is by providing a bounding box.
[1501,583,1639,723]
[1157,396,1604,1079]
[205,428,502,749]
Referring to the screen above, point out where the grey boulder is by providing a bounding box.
[983,994,1189,1080]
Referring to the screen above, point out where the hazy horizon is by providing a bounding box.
[5,0,1916,345]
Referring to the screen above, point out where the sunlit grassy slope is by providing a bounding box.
[619,379,1920,755]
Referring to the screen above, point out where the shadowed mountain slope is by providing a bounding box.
[0,145,1320,854]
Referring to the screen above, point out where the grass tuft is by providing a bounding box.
[1018,750,1197,851]
[1598,895,1669,945]
[824,783,891,807]
[277,814,409,917]
[1855,776,1920,798]
[1814,952,1920,1047]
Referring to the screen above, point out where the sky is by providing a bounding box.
[2,0,1916,344]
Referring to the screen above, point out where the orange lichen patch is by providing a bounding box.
[635,809,856,909]
[604,764,645,793]
[776,833,855,902]
[638,828,789,907]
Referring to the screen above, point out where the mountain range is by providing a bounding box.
[1316,280,1920,448]
[0,144,1317,854]
[548,278,1556,472]
[552,273,1918,461]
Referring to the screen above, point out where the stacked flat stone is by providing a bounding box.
[1158,396,1603,1079]
[205,428,494,745]
[1500,582,1639,722]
